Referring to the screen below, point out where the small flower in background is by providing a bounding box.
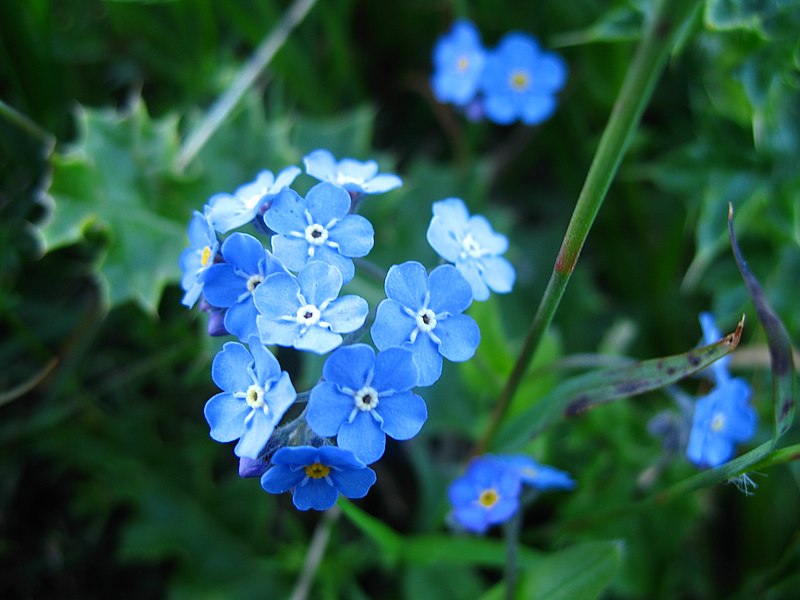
[202,232,287,341]
[254,261,368,354]
[238,456,270,479]
[261,445,377,511]
[198,296,229,336]
[497,455,576,491]
[307,344,427,464]
[686,313,757,468]
[430,20,486,107]
[204,337,296,459]
[426,198,515,301]
[207,166,301,233]
[264,181,374,283]
[371,261,480,386]
[303,149,402,201]
[179,210,219,308]
[448,456,522,534]
[479,32,567,125]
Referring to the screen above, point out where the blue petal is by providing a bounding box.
[305,182,350,224]
[428,264,473,314]
[257,316,301,348]
[534,52,568,91]
[411,335,444,387]
[307,381,356,437]
[211,342,253,392]
[480,256,516,294]
[261,464,305,494]
[204,392,248,442]
[372,347,418,392]
[303,149,338,183]
[427,200,467,262]
[337,414,386,464]
[294,326,343,354]
[311,245,355,283]
[265,371,297,416]
[361,173,402,194]
[456,261,490,301]
[263,188,307,234]
[519,94,557,126]
[322,344,375,390]
[329,467,377,499]
[253,273,300,318]
[468,215,509,255]
[207,192,249,234]
[271,446,321,466]
[376,391,427,441]
[298,261,342,306]
[203,264,246,307]
[317,446,368,469]
[222,232,266,274]
[329,215,374,258]
[453,506,490,533]
[223,299,259,341]
[292,479,339,511]
[436,314,480,362]
[338,158,378,182]
[234,411,275,459]
[483,93,517,125]
[272,165,302,190]
[271,235,311,272]
[384,261,429,310]
[324,295,369,334]
[248,336,282,383]
[371,299,416,350]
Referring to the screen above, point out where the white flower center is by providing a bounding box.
[245,384,267,410]
[305,223,329,246]
[296,304,321,326]
[415,308,437,332]
[246,273,264,294]
[711,413,726,432]
[354,386,379,412]
[460,233,484,259]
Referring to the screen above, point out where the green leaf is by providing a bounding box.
[338,498,403,566]
[495,319,744,450]
[705,0,800,34]
[402,534,540,568]
[38,99,187,313]
[729,205,796,440]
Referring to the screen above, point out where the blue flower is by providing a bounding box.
[371,261,480,387]
[202,233,288,341]
[204,337,296,459]
[264,181,375,283]
[303,149,402,199]
[686,313,757,468]
[430,20,486,107]
[448,456,522,534]
[496,455,576,491]
[479,32,567,125]
[261,445,377,511]
[207,167,301,233]
[179,210,219,307]
[307,344,427,465]
[254,261,368,354]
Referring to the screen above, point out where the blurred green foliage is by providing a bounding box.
[1,0,798,598]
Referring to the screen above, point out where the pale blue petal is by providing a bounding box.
[322,344,374,390]
[248,337,282,383]
[298,261,342,306]
[273,165,302,190]
[483,94,517,125]
[329,215,374,257]
[360,174,402,194]
[305,182,350,224]
[312,245,355,283]
[295,326,343,354]
[377,391,427,440]
[303,149,338,182]
[234,411,274,459]
[384,261,428,310]
[257,316,301,347]
[480,256,516,294]
[428,264,473,314]
[325,295,368,333]
[372,347,418,392]
[307,381,356,437]
[436,314,480,362]
[204,393,248,442]
[456,261,490,301]
[534,53,568,91]
[371,299,416,350]
[271,235,311,272]
[338,414,386,464]
[208,193,249,233]
[211,342,253,392]
[519,94,557,125]
[411,335,443,387]
[223,299,259,341]
[253,273,300,318]
[263,188,307,234]
[468,216,509,255]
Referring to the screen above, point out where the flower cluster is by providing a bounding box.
[448,454,575,534]
[430,20,567,125]
[180,150,516,511]
[686,313,757,468]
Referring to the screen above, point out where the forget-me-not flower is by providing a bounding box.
[303,149,402,200]
[427,198,515,301]
[497,455,576,491]
[202,232,287,341]
[207,167,301,233]
[448,455,523,534]
[204,337,296,459]
[307,344,427,464]
[264,181,374,283]
[254,261,368,355]
[430,20,486,107]
[479,32,567,125]
[261,445,377,511]
[686,313,757,468]
[371,261,480,387]
[179,210,219,308]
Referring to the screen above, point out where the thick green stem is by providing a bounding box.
[475,0,699,454]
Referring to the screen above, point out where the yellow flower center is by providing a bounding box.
[478,488,500,508]
[200,245,212,267]
[509,69,530,92]
[456,56,470,72]
[304,462,331,479]
[711,413,726,432]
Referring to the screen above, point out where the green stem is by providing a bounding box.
[502,502,524,600]
[0,99,56,154]
[176,0,318,169]
[475,0,699,454]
